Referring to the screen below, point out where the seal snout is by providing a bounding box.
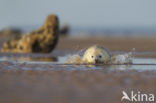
[95,58,100,63]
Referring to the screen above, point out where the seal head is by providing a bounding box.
[82,45,111,64]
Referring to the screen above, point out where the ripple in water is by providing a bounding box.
[0,50,156,71]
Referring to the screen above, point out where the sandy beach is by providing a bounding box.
[0,0,156,102]
[0,36,156,103]
[57,36,156,51]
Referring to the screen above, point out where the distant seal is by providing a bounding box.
[1,14,59,53]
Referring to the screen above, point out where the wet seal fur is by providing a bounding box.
[83,45,111,64]
[66,45,111,64]
[1,14,59,53]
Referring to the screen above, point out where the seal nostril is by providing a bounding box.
[95,59,98,63]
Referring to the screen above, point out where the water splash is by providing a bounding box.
[111,52,133,64]
[111,48,135,64]
[65,48,135,64]
[66,54,82,64]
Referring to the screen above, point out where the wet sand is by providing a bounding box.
[0,69,156,103]
[57,36,156,51]
[0,36,156,103]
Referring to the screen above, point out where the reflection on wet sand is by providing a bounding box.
[8,56,58,62]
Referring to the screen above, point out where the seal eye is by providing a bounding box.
[99,55,102,58]
[91,56,94,58]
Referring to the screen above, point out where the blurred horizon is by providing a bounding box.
[0,0,156,35]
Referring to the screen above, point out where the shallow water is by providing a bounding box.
[0,51,156,103]
[0,51,156,71]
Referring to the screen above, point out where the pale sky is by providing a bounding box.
[0,0,156,29]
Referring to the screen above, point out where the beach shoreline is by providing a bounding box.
[0,35,156,103]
